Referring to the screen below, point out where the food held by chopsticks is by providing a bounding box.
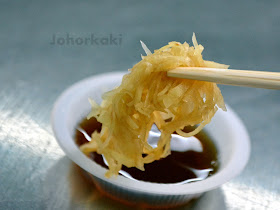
[80,34,228,177]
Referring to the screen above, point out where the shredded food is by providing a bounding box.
[80,34,228,177]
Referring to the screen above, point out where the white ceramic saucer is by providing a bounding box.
[51,72,250,207]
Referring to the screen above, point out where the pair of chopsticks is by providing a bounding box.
[167,67,280,90]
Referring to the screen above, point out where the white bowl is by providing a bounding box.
[51,72,250,208]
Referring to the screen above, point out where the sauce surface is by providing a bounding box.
[76,117,219,184]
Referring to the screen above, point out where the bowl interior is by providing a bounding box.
[52,72,250,195]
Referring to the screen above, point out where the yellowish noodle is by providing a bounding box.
[80,34,228,177]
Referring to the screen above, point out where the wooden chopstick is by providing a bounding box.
[167,67,280,90]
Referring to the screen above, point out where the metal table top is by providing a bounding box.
[0,1,279,209]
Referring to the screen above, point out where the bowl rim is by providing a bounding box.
[51,72,251,195]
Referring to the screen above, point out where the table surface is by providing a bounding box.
[1,1,280,209]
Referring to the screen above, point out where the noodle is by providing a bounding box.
[80,34,228,177]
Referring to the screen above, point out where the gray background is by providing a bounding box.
[0,0,279,209]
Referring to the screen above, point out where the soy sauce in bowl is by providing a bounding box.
[76,117,219,184]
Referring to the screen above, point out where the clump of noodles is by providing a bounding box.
[80,34,228,177]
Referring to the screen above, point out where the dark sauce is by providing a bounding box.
[76,117,219,184]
